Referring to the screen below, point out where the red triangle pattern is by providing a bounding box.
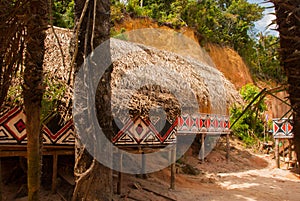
[273,119,294,138]
[0,107,75,145]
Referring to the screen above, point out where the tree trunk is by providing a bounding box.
[72,0,113,200]
[271,0,300,164]
[23,1,47,200]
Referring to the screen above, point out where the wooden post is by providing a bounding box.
[201,134,205,162]
[275,139,280,168]
[226,133,230,162]
[170,146,176,190]
[0,158,2,201]
[141,151,146,179]
[117,152,123,195]
[288,139,292,169]
[52,153,58,193]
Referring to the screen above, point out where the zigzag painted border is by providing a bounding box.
[0,107,75,145]
[42,120,75,145]
[112,116,177,145]
[1,107,230,147]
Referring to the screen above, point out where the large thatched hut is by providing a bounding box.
[0,26,243,190]
[1,27,241,147]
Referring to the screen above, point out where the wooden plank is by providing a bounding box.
[0,151,27,157]
[0,149,74,157]
[177,132,231,135]
[0,145,74,150]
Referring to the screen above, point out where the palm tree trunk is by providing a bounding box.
[271,0,300,164]
[72,0,113,200]
[23,1,48,200]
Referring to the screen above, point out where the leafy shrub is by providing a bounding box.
[230,84,267,146]
[111,1,126,24]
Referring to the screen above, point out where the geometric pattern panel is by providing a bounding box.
[0,107,75,145]
[273,118,293,139]
[177,113,230,135]
[112,115,177,146]
[42,119,75,145]
[177,114,199,134]
[0,107,27,144]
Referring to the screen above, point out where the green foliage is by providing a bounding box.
[114,0,265,51]
[6,79,23,105]
[181,0,264,50]
[247,34,286,83]
[41,75,66,120]
[126,0,149,17]
[230,84,267,146]
[124,0,186,27]
[111,26,127,39]
[52,0,74,28]
[111,1,126,23]
[5,72,65,120]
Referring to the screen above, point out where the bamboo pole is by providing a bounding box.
[201,134,205,162]
[275,139,280,168]
[117,153,123,195]
[170,147,176,190]
[226,133,230,162]
[231,88,267,129]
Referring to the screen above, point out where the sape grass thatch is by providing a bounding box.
[4,27,242,121]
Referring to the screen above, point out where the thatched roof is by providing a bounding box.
[109,38,227,118]
[43,26,73,116]
[5,27,242,118]
[108,28,242,118]
[3,27,73,116]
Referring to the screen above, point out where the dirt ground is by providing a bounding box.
[1,138,300,201]
[114,138,300,201]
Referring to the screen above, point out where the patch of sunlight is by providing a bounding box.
[235,194,257,201]
[220,181,259,190]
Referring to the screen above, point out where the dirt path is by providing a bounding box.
[172,163,299,201]
[216,167,300,201]
[122,140,300,201]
